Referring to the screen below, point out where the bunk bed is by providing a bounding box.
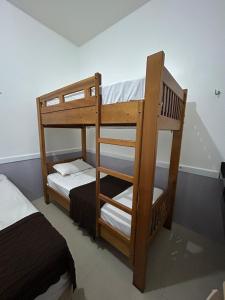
[37,51,187,292]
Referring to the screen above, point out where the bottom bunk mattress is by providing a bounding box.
[47,170,163,238]
[0,174,76,300]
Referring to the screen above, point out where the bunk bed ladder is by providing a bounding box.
[96,102,143,260]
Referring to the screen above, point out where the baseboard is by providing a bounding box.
[0,147,80,165]
[0,147,219,178]
[87,148,219,178]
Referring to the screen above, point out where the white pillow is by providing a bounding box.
[53,159,93,176]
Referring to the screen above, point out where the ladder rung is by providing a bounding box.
[98,167,134,183]
[98,218,130,244]
[98,138,136,147]
[99,193,132,215]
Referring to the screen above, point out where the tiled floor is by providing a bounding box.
[34,198,225,300]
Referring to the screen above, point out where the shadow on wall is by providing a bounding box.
[181,101,222,172]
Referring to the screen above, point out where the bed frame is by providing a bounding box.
[37,51,187,292]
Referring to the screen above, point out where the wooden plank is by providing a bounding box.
[98,167,134,183]
[101,101,141,124]
[99,193,132,215]
[41,106,96,126]
[133,51,165,292]
[39,75,97,102]
[99,222,130,257]
[158,116,181,130]
[98,218,130,245]
[130,102,143,264]
[36,98,49,204]
[95,73,102,237]
[47,186,70,211]
[41,97,96,114]
[98,138,136,147]
[163,67,184,99]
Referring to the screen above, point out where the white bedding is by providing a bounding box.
[101,186,163,237]
[46,78,145,106]
[47,170,163,237]
[0,174,72,300]
[48,167,106,198]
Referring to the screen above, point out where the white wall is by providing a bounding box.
[0,0,81,163]
[79,0,225,175]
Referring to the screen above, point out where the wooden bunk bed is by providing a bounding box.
[37,51,187,292]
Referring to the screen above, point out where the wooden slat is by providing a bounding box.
[98,138,136,147]
[163,67,184,99]
[39,75,97,102]
[98,218,130,245]
[98,166,134,183]
[99,222,130,257]
[41,106,96,126]
[99,193,132,215]
[41,97,96,114]
[158,116,181,130]
[101,101,141,124]
[95,73,102,237]
[130,102,143,263]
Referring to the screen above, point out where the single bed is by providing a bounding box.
[47,162,163,237]
[0,174,75,300]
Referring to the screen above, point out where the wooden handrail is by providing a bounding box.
[97,167,134,183]
[99,193,132,215]
[98,138,136,147]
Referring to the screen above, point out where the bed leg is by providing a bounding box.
[44,189,50,204]
[133,242,148,292]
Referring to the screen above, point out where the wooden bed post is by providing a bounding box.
[81,126,87,161]
[36,98,49,204]
[95,73,102,237]
[133,51,165,292]
[164,89,187,229]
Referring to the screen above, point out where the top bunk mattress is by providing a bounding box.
[46,78,145,106]
[101,78,145,105]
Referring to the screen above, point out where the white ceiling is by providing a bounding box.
[7,0,149,46]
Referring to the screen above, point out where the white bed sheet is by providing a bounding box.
[47,168,106,198]
[0,174,71,300]
[46,78,145,106]
[101,78,145,105]
[101,186,163,237]
[47,171,163,237]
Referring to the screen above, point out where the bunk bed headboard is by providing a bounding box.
[38,73,101,113]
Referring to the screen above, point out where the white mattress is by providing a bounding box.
[101,78,145,104]
[0,174,71,300]
[101,186,163,237]
[47,78,145,106]
[47,171,163,237]
[47,168,106,198]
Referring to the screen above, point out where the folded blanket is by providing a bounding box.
[0,212,76,300]
[69,175,132,238]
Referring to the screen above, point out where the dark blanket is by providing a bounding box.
[69,175,132,238]
[0,212,76,300]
